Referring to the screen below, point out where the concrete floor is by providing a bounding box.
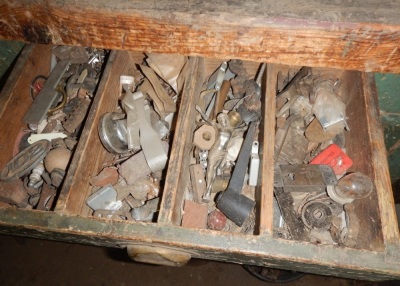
[0,234,398,286]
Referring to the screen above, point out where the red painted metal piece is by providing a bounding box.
[310,144,353,175]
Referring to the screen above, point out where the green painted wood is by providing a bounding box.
[376,73,400,186]
[0,208,398,281]
[0,40,23,78]
[0,40,24,93]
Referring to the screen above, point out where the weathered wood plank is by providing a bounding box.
[341,70,385,251]
[0,208,398,281]
[0,44,51,170]
[361,72,400,251]
[56,50,138,214]
[158,57,202,225]
[0,44,29,116]
[259,64,277,235]
[1,1,400,72]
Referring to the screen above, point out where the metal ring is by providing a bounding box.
[48,86,68,115]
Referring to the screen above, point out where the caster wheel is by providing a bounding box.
[243,265,305,283]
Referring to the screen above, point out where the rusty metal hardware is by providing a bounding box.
[181,200,208,229]
[23,177,40,196]
[229,60,251,99]
[276,67,312,104]
[130,197,160,221]
[62,97,91,133]
[234,62,265,123]
[36,182,57,211]
[216,121,257,227]
[139,65,176,113]
[275,116,308,164]
[23,59,71,124]
[52,46,89,64]
[0,140,51,181]
[274,186,309,241]
[196,105,247,202]
[50,168,65,188]
[28,161,44,188]
[0,179,30,208]
[204,61,233,118]
[275,164,337,193]
[214,80,231,119]
[48,86,68,115]
[301,200,333,229]
[66,69,88,97]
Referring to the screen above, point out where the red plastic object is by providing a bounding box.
[310,144,353,175]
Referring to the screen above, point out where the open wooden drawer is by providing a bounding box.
[0,44,399,281]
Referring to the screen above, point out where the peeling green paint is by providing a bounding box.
[0,40,24,91]
[376,73,400,185]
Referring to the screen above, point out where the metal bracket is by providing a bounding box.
[24,59,70,124]
[248,141,260,186]
[276,164,337,193]
[122,90,168,173]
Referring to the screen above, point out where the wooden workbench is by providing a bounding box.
[0,0,400,72]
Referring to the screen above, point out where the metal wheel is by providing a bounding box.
[243,265,305,283]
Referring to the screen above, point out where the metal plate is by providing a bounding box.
[0,139,51,181]
[279,164,337,193]
[23,59,70,124]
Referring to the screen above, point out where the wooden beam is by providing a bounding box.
[0,208,399,280]
[1,1,400,72]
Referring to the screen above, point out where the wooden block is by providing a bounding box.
[189,164,206,203]
[181,200,208,229]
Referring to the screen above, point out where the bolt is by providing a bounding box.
[28,162,44,188]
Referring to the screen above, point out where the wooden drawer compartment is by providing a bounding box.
[267,65,390,251]
[157,57,400,278]
[55,50,191,220]
[158,58,268,233]
[0,44,108,212]
[0,45,399,281]
[159,57,396,247]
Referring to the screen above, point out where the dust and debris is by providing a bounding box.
[388,139,400,156]
[22,25,51,44]
[385,46,399,64]
[341,39,353,58]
